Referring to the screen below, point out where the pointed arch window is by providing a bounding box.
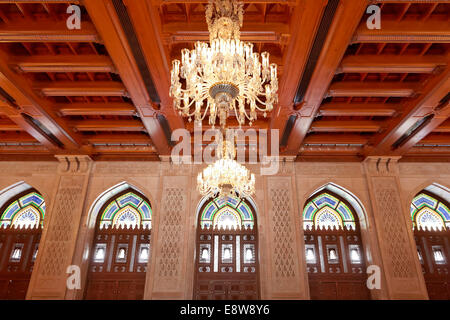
[0,191,45,229]
[0,187,44,300]
[85,188,152,300]
[411,189,450,299]
[411,193,450,230]
[200,196,254,229]
[99,191,152,229]
[303,192,356,230]
[302,189,370,299]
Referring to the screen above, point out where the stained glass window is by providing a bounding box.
[200,196,254,229]
[302,192,356,230]
[411,193,450,230]
[99,191,152,229]
[0,191,45,228]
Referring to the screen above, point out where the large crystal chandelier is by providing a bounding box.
[197,133,255,199]
[170,0,278,128]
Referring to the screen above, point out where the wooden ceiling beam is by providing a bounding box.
[285,0,368,155]
[319,102,398,117]
[71,119,145,132]
[0,50,82,150]
[366,67,450,156]
[338,55,447,74]
[83,133,152,144]
[310,120,382,133]
[58,103,137,116]
[0,120,22,131]
[393,103,450,153]
[434,119,450,133]
[91,145,157,153]
[419,133,450,145]
[0,20,100,43]
[0,145,50,154]
[327,82,417,97]
[304,133,369,145]
[12,55,116,73]
[0,1,80,3]
[162,22,289,43]
[300,145,363,154]
[0,132,36,143]
[270,0,327,133]
[34,81,127,97]
[406,146,450,155]
[124,0,185,133]
[353,20,450,43]
[85,0,180,155]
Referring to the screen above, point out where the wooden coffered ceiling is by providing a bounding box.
[0,0,448,161]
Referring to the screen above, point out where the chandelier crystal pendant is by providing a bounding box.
[170,0,278,129]
[197,132,255,199]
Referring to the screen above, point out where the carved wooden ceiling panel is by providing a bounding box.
[0,0,447,161]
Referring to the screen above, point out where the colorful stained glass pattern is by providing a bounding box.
[200,196,254,229]
[99,191,152,228]
[411,193,450,230]
[303,192,356,230]
[0,191,45,228]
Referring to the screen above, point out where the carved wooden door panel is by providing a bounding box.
[84,227,150,300]
[415,229,450,300]
[0,227,41,300]
[305,228,370,300]
[194,226,259,300]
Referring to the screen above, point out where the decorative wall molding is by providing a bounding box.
[295,163,363,177]
[93,161,160,175]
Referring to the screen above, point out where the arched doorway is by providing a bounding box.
[411,189,450,299]
[0,187,45,299]
[302,190,370,299]
[84,188,152,300]
[193,196,259,300]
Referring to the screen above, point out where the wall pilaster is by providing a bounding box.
[26,155,92,299]
[144,163,192,299]
[363,157,428,299]
[263,161,309,299]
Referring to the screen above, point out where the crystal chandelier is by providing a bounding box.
[197,133,255,199]
[170,0,278,129]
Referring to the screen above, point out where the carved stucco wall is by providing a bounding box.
[0,159,446,300]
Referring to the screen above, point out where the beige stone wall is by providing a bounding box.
[0,159,448,300]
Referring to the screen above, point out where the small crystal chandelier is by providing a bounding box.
[170,0,278,129]
[197,133,255,199]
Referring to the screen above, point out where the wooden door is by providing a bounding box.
[305,228,370,300]
[0,227,41,300]
[84,227,150,300]
[193,226,259,300]
[415,229,450,300]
